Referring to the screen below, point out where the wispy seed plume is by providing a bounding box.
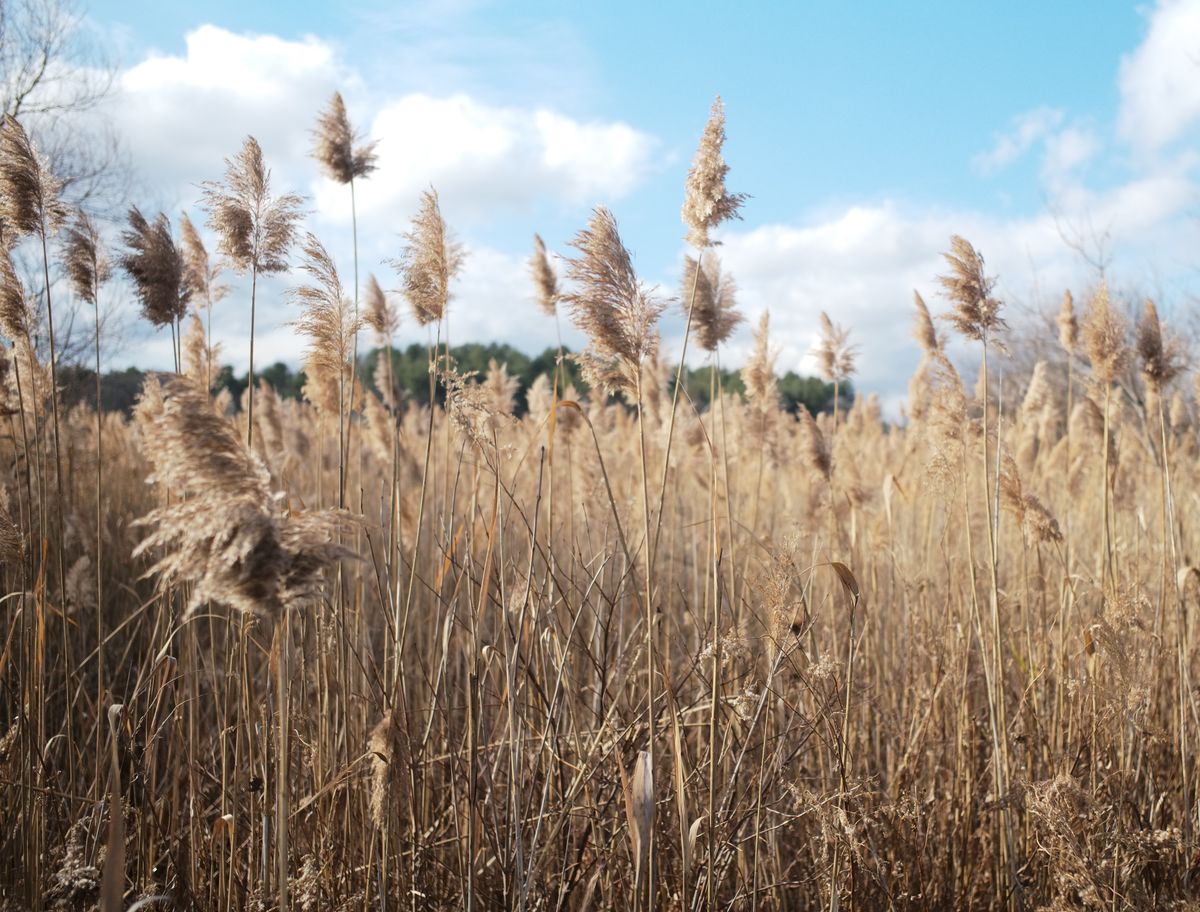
[392,189,463,327]
[681,96,747,249]
[682,252,742,352]
[312,92,379,185]
[562,206,665,398]
[531,233,559,318]
[201,136,303,276]
[0,114,66,238]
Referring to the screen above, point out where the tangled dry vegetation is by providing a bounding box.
[1,96,1200,912]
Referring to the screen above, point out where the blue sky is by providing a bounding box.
[79,0,1200,409]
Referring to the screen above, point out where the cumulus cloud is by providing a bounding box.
[1118,0,1200,154]
[311,94,655,225]
[92,24,653,374]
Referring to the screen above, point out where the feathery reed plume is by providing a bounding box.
[179,213,227,311]
[742,311,779,408]
[682,252,742,352]
[133,374,353,618]
[368,711,398,830]
[363,273,398,342]
[120,207,191,330]
[681,96,747,248]
[912,291,940,353]
[202,136,303,441]
[293,234,360,417]
[937,235,1006,342]
[999,453,1063,545]
[0,244,31,340]
[815,311,858,382]
[1136,299,1182,396]
[1058,290,1077,354]
[483,358,518,417]
[182,312,221,390]
[531,233,559,317]
[63,211,109,306]
[393,189,462,327]
[1021,361,1052,420]
[1082,281,1128,385]
[202,136,303,276]
[561,206,664,397]
[797,405,832,481]
[0,114,66,238]
[312,92,378,185]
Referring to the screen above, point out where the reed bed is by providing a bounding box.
[1,97,1199,912]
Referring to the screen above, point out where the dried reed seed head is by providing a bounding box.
[312,91,379,185]
[681,96,747,249]
[683,251,742,352]
[1058,289,1077,354]
[0,243,30,340]
[530,233,559,317]
[363,273,397,340]
[562,206,665,397]
[936,235,1007,342]
[120,206,192,328]
[178,212,217,305]
[182,311,220,388]
[368,711,396,829]
[394,189,463,326]
[1136,298,1182,395]
[292,233,360,415]
[1020,361,1052,419]
[62,210,109,305]
[797,405,831,480]
[201,135,304,275]
[815,310,858,382]
[742,311,780,453]
[0,114,67,238]
[912,290,939,353]
[483,358,518,417]
[1081,281,1129,384]
[134,374,355,617]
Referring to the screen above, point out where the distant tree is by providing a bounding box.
[1,0,128,212]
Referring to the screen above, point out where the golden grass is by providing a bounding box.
[0,102,1198,912]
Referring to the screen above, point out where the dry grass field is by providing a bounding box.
[1,96,1199,911]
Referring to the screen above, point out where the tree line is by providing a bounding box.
[58,343,846,417]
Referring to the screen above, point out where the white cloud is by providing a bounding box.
[96,24,653,374]
[975,107,1064,174]
[1118,0,1200,153]
[311,94,655,226]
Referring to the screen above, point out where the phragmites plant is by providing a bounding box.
[312,91,379,186]
[62,210,109,308]
[202,135,303,442]
[1136,298,1182,397]
[363,273,398,343]
[11,75,1200,912]
[292,233,360,504]
[0,114,67,239]
[682,252,742,353]
[562,205,664,398]
[120,207,191,345]
[63,207,111,713]
[530,233,559,318]
[1082,281,1128,386]
[133,374,353,618]
[937,234,1007,344]
[0,243,30,341]
[1058,289,1078,355]
[681,96,747,250]
[815,310,858,431]
[394,188,462,328]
